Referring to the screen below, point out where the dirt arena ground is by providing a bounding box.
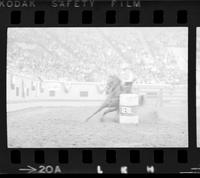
[7,105,188,148]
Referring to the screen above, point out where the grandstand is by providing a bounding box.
[7,28,187,111]
[7,28,187,84]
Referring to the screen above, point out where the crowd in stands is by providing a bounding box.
[7,28,187,85]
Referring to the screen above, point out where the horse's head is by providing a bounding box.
[105,75,121,95]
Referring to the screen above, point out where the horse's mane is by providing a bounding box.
[106,75,122,95]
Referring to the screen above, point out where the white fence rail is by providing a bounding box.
[7,73,188,112]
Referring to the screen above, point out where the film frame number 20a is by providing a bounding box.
[0,0,200,174]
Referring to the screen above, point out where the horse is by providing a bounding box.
[85,75,123,122]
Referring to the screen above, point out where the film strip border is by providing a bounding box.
[0,1,199,26]
[7,9,188,25]
[6,149,200,173]
[0,0,200,174]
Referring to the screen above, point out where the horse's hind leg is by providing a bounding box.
[100,107,117,122]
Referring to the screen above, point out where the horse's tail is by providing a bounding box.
[85,102,106,122]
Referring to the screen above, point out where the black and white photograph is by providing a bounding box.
[197,28,200,147]
[7,27,188,148]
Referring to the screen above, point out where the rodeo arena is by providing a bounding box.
[7,28,188,148]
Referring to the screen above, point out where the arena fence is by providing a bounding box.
[7,72,188,112]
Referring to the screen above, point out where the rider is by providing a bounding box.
[119,62,136,93]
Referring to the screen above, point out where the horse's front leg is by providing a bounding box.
[100,107,117,122]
